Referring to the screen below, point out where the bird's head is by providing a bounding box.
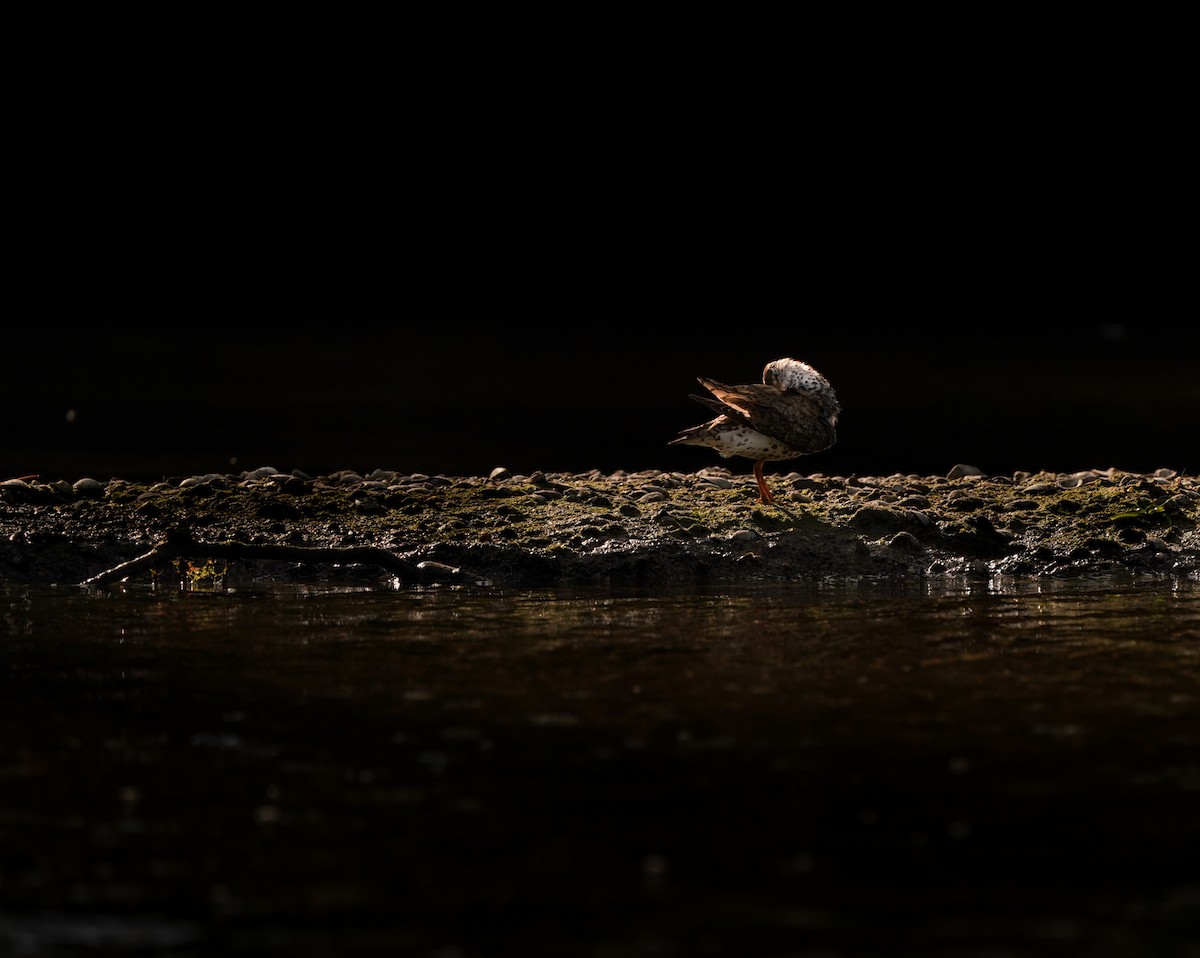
[765,356,838,398]
[763,357,814,392]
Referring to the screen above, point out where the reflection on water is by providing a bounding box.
[4,578,1200,956]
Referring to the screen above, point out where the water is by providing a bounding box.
[4,578,1200,956]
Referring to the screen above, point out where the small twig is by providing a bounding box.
[79,528,461,588]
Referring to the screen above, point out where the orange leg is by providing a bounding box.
[753,460,775,504]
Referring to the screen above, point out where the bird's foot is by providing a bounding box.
[753,460,776,504]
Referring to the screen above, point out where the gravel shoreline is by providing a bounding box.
[2,465,1198,587]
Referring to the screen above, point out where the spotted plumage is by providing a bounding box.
[670,357,840,504]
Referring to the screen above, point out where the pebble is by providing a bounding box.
[947,464,985,479]
[489,466,511,481]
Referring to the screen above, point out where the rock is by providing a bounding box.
[489,466,511,481]
[942,515,1013,556]
[848,505,922,534]
[0,479,41,502]
[947,464,985,479]
[887,531,923,551]
[416,560,461,576]
[72,477,105,498]
[281,476,310,495]
[478,486,520,499]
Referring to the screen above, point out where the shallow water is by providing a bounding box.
[4,577,1200,956]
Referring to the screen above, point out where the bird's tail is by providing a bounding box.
[669,422,722,447]
[669,425,706,447]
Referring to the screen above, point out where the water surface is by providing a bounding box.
[4,577,1200,956]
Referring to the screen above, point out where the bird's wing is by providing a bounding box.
[698,378,836,453]
[688,393,731,416]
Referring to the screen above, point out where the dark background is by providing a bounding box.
[6,27,1196,484]
[5,307,1194,483]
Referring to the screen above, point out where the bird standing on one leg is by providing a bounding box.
[670,357,840,504]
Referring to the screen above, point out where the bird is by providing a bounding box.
[670,357,840,504]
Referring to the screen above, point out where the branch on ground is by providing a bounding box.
[79,527,462,587]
